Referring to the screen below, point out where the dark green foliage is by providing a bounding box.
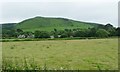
[54,28,57,32]
[1,23,16,30]
[116,27,120,36]
[16,29,23,33]
[1,24,17,38]
[96,23,116,36]
[104,24,116,36]
[89,28,98,37]
[1,17,119,39]
[2,26,119,39]
[34,31,50,38]
[96,29,110,38]
[2,29,18,38]
[61,32,68,38]
[73,30,85,37]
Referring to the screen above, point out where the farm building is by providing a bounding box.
[17,34,34,38]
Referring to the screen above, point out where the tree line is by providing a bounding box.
[2,24,120,39]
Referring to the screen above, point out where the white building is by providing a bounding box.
[18,35,25,38]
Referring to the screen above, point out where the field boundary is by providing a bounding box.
[1,37,119,42]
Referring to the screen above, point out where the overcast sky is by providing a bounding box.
[0,0,119,27]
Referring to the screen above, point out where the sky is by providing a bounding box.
[0,0,119,27]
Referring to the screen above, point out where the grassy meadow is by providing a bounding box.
[16,17,96,32]
[2,38,118,70]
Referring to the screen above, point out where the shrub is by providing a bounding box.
[96,29,110,38]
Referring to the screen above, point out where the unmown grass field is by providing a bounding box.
[2,38,118,70]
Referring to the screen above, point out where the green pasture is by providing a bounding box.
[2,38,118,70]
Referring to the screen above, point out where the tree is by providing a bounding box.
[83,29,91,37]
[104,23,113,28]
[89,28,97,37]
[96,29,110,37]
[34,30,40,38]
[60,32,68,38]
[73,30,85,37]
[2,29,17,38]
[54,28,57,32]
[34,31,50,38]
[116,27,120,36]
[41,32,50,38]
[16,29,23,33]
[104,23,116,36]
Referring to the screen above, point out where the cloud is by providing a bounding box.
[0,0,119,27]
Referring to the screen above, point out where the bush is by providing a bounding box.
[34,31,50,38]
[96,29,110,38]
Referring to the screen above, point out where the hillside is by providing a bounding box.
[16,16,103,32]
[1,16,119,38]
[1,23,16,29]
[0,23,16,34]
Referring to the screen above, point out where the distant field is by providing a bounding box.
[2,38,118,70]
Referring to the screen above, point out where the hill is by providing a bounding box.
[1,17,119,38]
[16,16,103,32]
[1,23,16,29]
[0,23,16,34]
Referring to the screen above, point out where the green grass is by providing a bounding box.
[2,38,118,70]
[16,16,100,32]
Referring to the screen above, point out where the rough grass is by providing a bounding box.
[2,38,118,70]
[16,17,95,32]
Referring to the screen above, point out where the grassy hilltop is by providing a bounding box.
[2,16,119,39]
[16,16,103,32]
